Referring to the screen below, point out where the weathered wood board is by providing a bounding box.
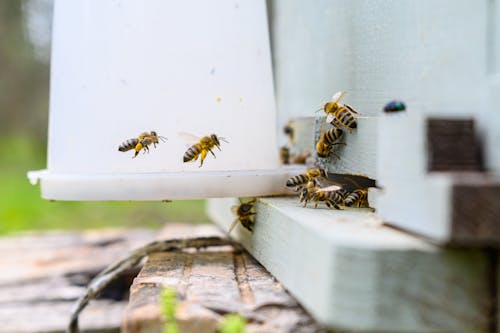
[122,224,325,333]
[0,229,155,333]
[208,197,493,332]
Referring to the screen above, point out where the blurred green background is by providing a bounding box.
[0,1,209,235]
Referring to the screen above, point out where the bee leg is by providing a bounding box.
[133,143,143,158]
[331,152,342,160]
[199,150,208,167]
[208,148,216,158]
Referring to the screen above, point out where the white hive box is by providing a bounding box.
[28,0,304,200]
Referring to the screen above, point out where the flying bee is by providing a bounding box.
[286,168,327,190]
[321,91,360,130]
[228,198,256,234]
[118,131,167,158]
[316,127,345,158]
[179,132,228,167]
[344,189,375,211]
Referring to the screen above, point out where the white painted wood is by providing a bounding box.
[32,0,286,200]
[27,166,306,200]
[375,109,454,242]
[272,0,497,243]
[273,0,489,134]
[292,116,377,179]
[485,75,500,175]
[208,197,492,332]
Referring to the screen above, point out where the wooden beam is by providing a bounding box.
[122,224,324,333]
[376,110,500,245]
[208,197,493,332]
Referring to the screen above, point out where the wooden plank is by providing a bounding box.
[376,109,500,244]
[122,224,325,333]
[208,197,493,332]
[0,229,154,333]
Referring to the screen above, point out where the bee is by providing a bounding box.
[180,133,228,167]
[228,198,256,234]
[383,100,406,113]
[322,91,360,130]
[299,180,317,206]
[316,127,344,158]
[286,168,327,190]
[308,187,344,209]
[283,120,296,144]
[280,146,290,165]
[344,189,375,211]
[291,151,311,164]
[118,131,167,158]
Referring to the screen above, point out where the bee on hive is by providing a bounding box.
[180,132,228,167]
[316,127,345,158]
[280,146,291,165]
[286,168,327,191]
[118,131,167,158]
[228,198,257,234]
[322,91,360,130]
[344,189,375,211]
[307,185,344,210]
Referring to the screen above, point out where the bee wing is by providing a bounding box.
[344,104,360,115]
[331,91,347,103]
[178,132,201,143]
[228,219,240,234]
[326,114,335,123]
[325,172,379,192]
[314,184,342,193]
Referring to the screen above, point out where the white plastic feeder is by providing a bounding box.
[28,0,304,200]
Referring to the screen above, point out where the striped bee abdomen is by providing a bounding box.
[344,189,366,207]
[337,109,357,129]
[324,128,344,145]
[286,174,309,187]
[183,144,201,162]
[118,138,139,152]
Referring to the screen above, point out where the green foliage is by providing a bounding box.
[0,136,209,235]
[219,314,247,333]
[160,287,180,333]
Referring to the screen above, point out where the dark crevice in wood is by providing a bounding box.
[426,118,484,171]
[233,253,255,306]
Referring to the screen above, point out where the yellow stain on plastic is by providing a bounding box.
[216,97,222,103]
[239,97,243,103]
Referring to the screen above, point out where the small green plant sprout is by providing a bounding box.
[160,286,180,333]
[219,313,247,333]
